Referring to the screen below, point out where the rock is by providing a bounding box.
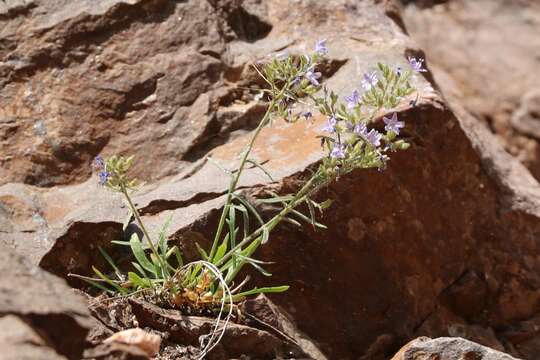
[83,342,150,360]
[0,0,268,186]
[0,243,92,359]
[1,0,540,359]
[391,337,519,360]
[401,0,540,180]
[512,90,540,140]
[103,328,161,357]
[128,299,307,359]
[240,294,328,360]
[0,315,68,360]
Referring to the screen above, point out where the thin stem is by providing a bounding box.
[120,184,161,262]
[215,173,325,268]
[209,95,284,259]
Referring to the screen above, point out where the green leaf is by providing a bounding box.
[283,216,302,227]
[246,159,275,182]
[232,286,289,301]
[213,237,229,264]
[128,271,152,288]
[150,253,166,278]
[98,246,123,281]
[174,247,184,267]
[261,226,270,244]
[223,238,262,284]
[194,242,209,261]
[207,157,232,176]
[132,262,149,279]
[232,194,264,226]
[80,276,116,295]
[158,215,173,257]
[234,203,250,239]
[129,233,156,275]
[92,266,128,294]
[236,254,272,277]
[111,240,131,246]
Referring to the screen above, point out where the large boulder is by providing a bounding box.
[0,243,93,359]
[391,337,519,360]
[402,0,540,180]
[1,0,540,359]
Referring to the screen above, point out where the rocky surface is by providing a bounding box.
[391,337,518,360]
[1,0,540,359]
[402,0,540,180]
[0,243,92,359]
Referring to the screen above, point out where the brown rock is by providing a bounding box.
[0,315,67,360]
[2,1,540,359]
[0,0,268,186]
[128,299,307,359]
[391,337,519,360]
[0,243,93,359]
[240,294,327,360]
[402,0,540,180]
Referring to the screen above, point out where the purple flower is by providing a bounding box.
[345,90,361,109]
[353,122,367,136]
[93,155,104,169]
[315,39,328,56]
[330,143,346,159]
[303,111,313,120]
[305,69,322,86]
[291,76,301,86]
[383,112,405,135]
[365,129,382,147]
[321,116,337,133]
[408,56,427,72]
[98,170,110,185]
[361,72,378,90]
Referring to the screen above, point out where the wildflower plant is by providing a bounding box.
[74,40,421,356]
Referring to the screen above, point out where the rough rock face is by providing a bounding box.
[402,0,540,180]
[0,0,271,186]
[0,243,92,359]
[1,0,540,359]
[391,337,518,360]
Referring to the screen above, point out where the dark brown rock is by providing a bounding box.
[240,294,327,360]
[2,0,540,359]
[129,299,307,359]
[402,0,540,180]
[0,315,68,360]
[0,243,93,359]
[391,337,519,360]
[0,0,268,186]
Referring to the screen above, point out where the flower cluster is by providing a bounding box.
[92,155,140,192]
[255,40,330,122]
[254,40,424,181]
[93,155,110,186]
[309,58,417,178]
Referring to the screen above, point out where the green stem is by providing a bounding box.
[120,184,161,263]
[215,173,325,268]
[208,98,278,260]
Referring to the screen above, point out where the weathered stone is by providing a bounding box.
[391,337,519,360]
[1,0,540,359]
[240,294,328,360]
[129,299,308,359]
[402,0,540,180]
[0,243,93,359]
[0,315,67,360]
[0,0,269,186]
